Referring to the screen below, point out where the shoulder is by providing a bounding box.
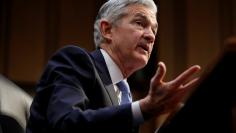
[57,45,86,53]
[49,45,92,67]
[53,45,89,58]
[39,45,96,86]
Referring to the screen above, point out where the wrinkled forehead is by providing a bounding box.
[124,4,157,24]
[125,4,157,15]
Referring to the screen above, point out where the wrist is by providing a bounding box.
[139,97,154,120]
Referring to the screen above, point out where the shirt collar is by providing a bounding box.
[100,49,124,84]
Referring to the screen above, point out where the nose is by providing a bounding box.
[144,28,155,44]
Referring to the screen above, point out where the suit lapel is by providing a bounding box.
[90,50,119,105]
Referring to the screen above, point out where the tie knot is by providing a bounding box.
[116,80,130,93]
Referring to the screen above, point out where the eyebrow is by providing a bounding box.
[134,13,158,30]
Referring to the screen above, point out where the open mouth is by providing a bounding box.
[138,44,149,53]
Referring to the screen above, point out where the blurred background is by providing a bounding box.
[0,0,236,132]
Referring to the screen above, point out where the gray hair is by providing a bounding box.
[94,0,158,48]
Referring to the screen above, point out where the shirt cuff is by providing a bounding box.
[131,101,144,126]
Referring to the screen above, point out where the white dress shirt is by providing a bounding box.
[100,49,144,125]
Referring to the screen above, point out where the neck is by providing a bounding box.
[100,44,135,78]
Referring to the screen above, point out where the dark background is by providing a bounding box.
[0,0,236,132]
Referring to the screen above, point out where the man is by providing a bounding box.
[26,0,200,133]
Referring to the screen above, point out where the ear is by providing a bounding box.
[100,19,113,43]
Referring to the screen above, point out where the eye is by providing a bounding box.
[135,21,144,27]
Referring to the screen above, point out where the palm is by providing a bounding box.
[141,62,201,116]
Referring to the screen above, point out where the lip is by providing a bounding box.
[137,43,150,54]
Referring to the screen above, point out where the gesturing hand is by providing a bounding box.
[139,62,201,119]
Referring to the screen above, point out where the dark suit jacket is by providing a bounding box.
[26,45,138,133]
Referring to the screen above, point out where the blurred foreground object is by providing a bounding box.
[0,74,32,133]
[157,36,236,133]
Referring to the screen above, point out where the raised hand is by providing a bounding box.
[139,62,201,119]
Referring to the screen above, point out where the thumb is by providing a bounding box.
[151,62,166,87]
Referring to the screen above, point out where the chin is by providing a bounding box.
[141,55,149,64]
[136,57,149,69]
[132,53,149,68]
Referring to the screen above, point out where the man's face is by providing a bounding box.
[112,5,157,72]
[109,4,158,73]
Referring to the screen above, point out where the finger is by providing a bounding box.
[180,78,200,101]
[181,77,200,91]
[157,78,199,115]
[151,62,166,86]
[173,78,200,102]
[172,65,201,88]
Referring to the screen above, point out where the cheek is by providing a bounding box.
[115,28,142,51]
[150,44,154,51]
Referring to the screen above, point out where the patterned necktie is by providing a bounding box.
[116,80,132,104]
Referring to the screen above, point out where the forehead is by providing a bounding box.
[124,4,157,23]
